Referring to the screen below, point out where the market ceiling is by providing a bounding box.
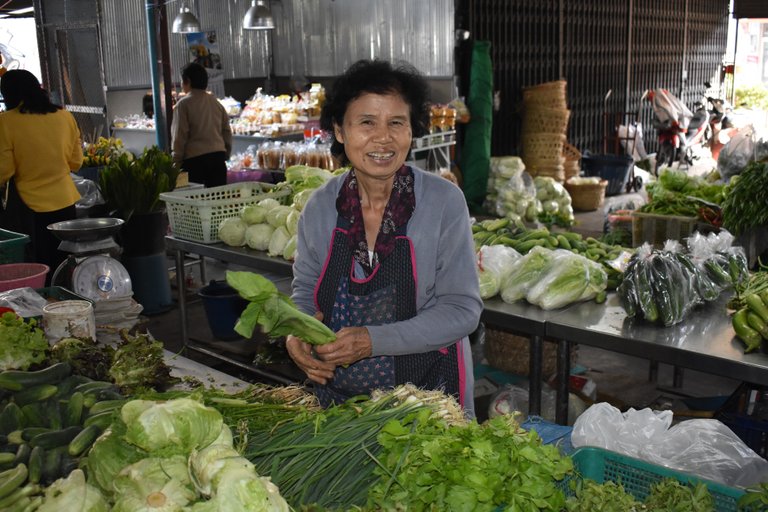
[0,0,33,19]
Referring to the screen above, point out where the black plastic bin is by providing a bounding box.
[581,154,633,196]
[198,280,248,341]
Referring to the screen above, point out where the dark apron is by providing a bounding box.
[313,219,461,407]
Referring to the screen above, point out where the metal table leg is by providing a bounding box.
[555,339,571,425]
[673,366,684,388]
[529,335,543,416]
[174,249,188,350]
[648,360,659,382]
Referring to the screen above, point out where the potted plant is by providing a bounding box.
[99,146,179,314]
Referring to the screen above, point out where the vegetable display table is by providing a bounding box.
[163,349,249,392]
[546,293,768,424]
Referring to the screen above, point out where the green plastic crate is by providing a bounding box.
[0,229,29,263]
[563,447,745,511]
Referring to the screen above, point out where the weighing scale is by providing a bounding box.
[47,218,133,301]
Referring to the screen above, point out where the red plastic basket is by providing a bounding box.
[0,263,49,292]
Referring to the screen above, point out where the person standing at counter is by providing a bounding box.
[0,70,83,281]
[171,63,232,187]
[285,59,482,417]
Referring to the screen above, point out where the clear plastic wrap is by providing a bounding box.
[476,245,522,299]
[525,250,607,310]
[499,246,556,303]
[717,125,756,182]
[486,156,541,222]
[687,230,749,291]
[572,402,768,488]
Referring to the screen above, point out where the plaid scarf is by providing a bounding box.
[336,165,415,275]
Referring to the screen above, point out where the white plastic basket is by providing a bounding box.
[160,182,290,244]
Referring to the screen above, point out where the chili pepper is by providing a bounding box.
[698,205,722,228]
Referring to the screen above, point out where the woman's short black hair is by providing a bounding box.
[0,70,61,114]
[320,59,430,166]
[182,62,208,89]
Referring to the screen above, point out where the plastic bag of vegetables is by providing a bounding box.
[526,250,607,310]
[485,156,541,222]
[476,244,522,299]
[687,230,749,290]
[500,246,556,303]
[533,176,575,227]
[618,244,701,326]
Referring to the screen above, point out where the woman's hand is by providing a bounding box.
[285,312,336,384]
[314,326,373,366]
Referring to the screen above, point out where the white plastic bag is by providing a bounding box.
[571,403,673,458]
[476,245,522,299]
[572,402,768,487]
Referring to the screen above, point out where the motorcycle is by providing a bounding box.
[645,88,711,175]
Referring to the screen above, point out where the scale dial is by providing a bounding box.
[71,255,133,301]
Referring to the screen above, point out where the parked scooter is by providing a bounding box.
[645,88,711,175]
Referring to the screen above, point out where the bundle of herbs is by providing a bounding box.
[722,160,768,236]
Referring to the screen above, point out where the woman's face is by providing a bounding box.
[334,92,412,180]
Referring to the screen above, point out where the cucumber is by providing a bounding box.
[21,428,50,443]
[12,444,30,466]
[0,452,14,465]
[0,403,24,435]
[72,381,114,396]
[0,463,27,499]
[0,363,71,392]
[67,424,101,457]
[41,448,62,484]
[12,385,58,407]
[26,447,42,484]
[19,405,44,428]
[53,375,91,398]
[0,484,40,510]
[83,410,115,430]
[63,392,84,428]
[30,426,82,450]
[87,399,127,416]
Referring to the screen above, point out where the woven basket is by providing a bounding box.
[522,80,567,109]
[562,144,582,180]
[523,106,571,135]
[531,165,565,183]
[522,133,566,163]
[564,161,580,180]
[484,328,559,378]
[565,180,608,211]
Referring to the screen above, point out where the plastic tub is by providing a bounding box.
[0,263,49,292]
[198,280,248,340]
[581,154,633,196]
[42,300,96,344]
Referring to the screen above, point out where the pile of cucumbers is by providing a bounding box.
[732,292,768,353]
[0,362,126,510]
[472,218,631,289]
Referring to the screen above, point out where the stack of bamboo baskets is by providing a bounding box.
[520,80,570,183]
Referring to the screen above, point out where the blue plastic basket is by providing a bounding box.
[561,447,745,511]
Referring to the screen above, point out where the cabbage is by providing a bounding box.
[218,217,247,246]
[285,209,300,235]
[257,198,281,211]
[190,443,241,495]
[84,425,145,495]
[189,465,290,512]
[282,235,297,261]
[500,246,556,303]
[245,224,275,251]
[526,252,607,310]
[122,398,224,454]
[112,456,196,512]
[478,268,500,299]
[37,469,110,512]
[267,226,291,257]
[291,189,315,211]
[265,205,293,228]
[240,204,268,225]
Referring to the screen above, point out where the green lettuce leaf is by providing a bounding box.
[0,312,48,370]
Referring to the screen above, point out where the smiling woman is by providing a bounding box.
[285,59,483,418]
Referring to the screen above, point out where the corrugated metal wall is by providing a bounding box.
[466,0,729,156]
[98,0,454,89]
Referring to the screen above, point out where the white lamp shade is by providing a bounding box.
[243,0,275,30]
[172,5,202,34]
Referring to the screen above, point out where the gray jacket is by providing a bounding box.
[291,167,482,414]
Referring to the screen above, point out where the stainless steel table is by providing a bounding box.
[481,298,567,416]
[546,293,768,424]
[165,236,294,384]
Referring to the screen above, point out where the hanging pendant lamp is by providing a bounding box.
[243,0,275,30]
[172,1,202,34]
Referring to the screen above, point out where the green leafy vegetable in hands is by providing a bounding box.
[226,271,336,345]
[0,312,48,371]
[644,479,714,512]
